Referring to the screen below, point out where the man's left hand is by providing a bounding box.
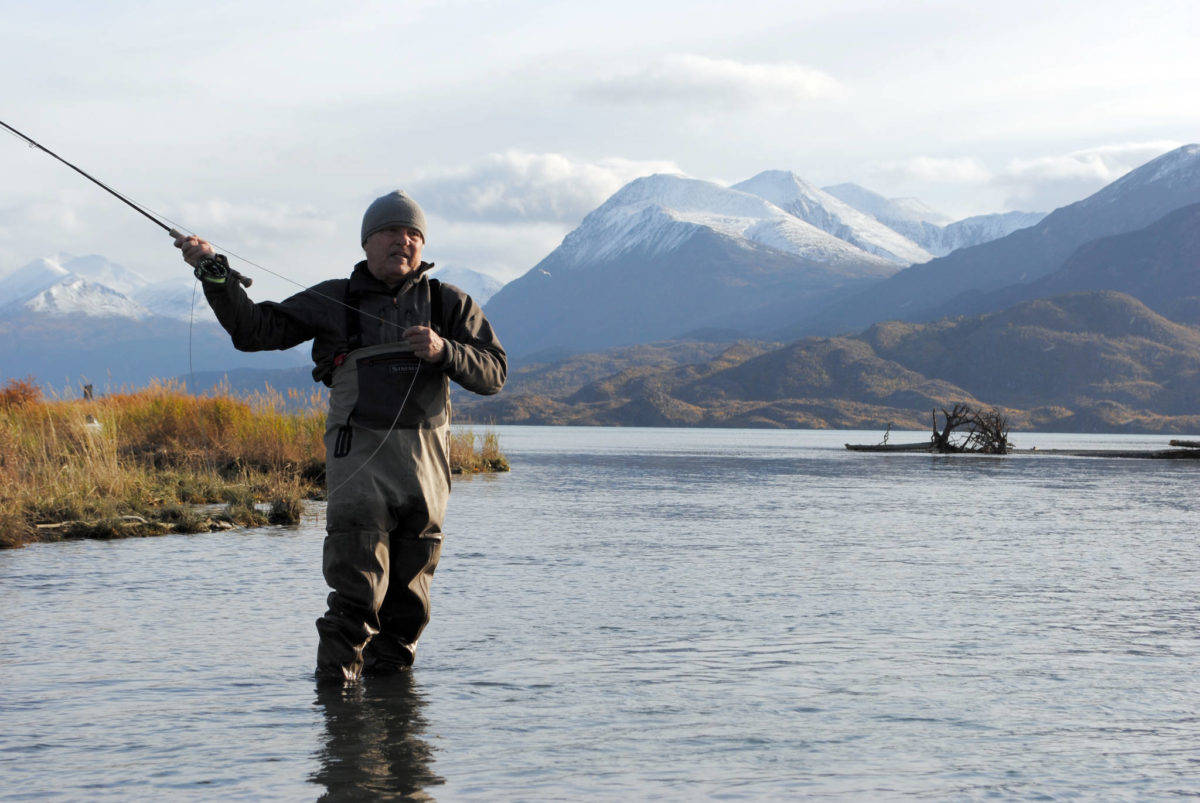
[404,325,445,362]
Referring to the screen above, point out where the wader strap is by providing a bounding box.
[332,424,353,458]
[345,278,439,345]
[428,278,443,336]
[334,276,440,369]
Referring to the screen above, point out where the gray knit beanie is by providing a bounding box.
[361,190,427,245]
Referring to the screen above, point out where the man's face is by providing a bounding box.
[363,226,424,286]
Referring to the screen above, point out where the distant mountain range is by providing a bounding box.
[0,254,305,389]
[483,173,903,357]
[822,183,1043,257]
[454,291,1200,433]
[967,201,1200,323]
[485,167,1050,357]
[0,253,212,321]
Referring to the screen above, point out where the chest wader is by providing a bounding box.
[315,280,451,682]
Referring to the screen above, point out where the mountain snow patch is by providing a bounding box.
[733,171,934,265]
[24,276,150,319]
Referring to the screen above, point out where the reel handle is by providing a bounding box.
[170,229,252,287]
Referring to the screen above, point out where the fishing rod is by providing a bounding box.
[1,117,427,329]
[0,118,251,287]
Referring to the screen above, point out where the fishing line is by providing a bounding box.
[188,281,198,391]
[325,363,422,501]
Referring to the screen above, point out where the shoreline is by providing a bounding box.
[0,380,507,549]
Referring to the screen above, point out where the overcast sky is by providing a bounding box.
[1,0,1197,298]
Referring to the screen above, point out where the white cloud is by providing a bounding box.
[173,200,339,251]
[0,190,109,274]
[867,156,993,185]
[410,151,681,224]
[995,140,1182,210]
[864,141,1185,215]
[999,140,1182,183]
[424,217,570,281]
[581,54,845,109]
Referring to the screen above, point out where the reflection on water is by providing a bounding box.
[313,673,443,800]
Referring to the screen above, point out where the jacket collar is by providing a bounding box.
[348,260,436,295]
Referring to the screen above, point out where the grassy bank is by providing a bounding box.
[0,379,507,549]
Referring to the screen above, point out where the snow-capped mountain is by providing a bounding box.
[822,183,1043,256]
[822,182,952,252]
[732,171,934,265]
[485,173,902,356]
[54,253,150,295]
[0,257,71,308]
[935,211,1046,254]
[0,254,304,388]
[0,253,210,321]
[1068,144,1200,220]
[430,265,505,305]
[24,275,150,319]
[550,174,897,273]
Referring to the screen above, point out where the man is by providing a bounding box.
[175,190,506,681]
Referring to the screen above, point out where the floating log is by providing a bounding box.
[845,441,933,452]
[1011,447,1200,460]
[844,443,1200,460]
[1169,439,1200,448]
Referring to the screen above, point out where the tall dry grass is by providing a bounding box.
[0,378,506,548]
[449,428,510,473]
[0,379,326,548]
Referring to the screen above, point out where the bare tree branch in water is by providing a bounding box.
[930,405,1010,454]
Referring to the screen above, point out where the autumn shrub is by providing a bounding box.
[0,377,41,409]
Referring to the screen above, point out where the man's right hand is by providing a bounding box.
[171,229,215,268]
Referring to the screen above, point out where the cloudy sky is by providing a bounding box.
[1,0,1196,299]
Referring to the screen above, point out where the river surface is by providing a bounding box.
[2,427,1199,799]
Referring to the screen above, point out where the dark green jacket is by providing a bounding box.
[203,261,506,394]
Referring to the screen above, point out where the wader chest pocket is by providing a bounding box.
[353,351,446,429]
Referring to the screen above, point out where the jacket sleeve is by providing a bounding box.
[435,285,507,395]
[202,268,321,351]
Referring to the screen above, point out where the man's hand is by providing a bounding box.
[404,325,445,362]
[171,230,215,268]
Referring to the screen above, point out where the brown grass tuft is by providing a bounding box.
[449,428,511,474]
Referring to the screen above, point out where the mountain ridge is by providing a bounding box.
[485,172,905,356]
[732,171,933,264]
[799,144,1200,336]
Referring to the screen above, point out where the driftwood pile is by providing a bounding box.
[930,404,1010,454]
[846,405,1200,461]
[846,404,1010,454]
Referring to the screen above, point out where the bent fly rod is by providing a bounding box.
[2,118,418,329]
[0,118,250,287]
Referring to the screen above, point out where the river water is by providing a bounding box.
[2,426,1199,799]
